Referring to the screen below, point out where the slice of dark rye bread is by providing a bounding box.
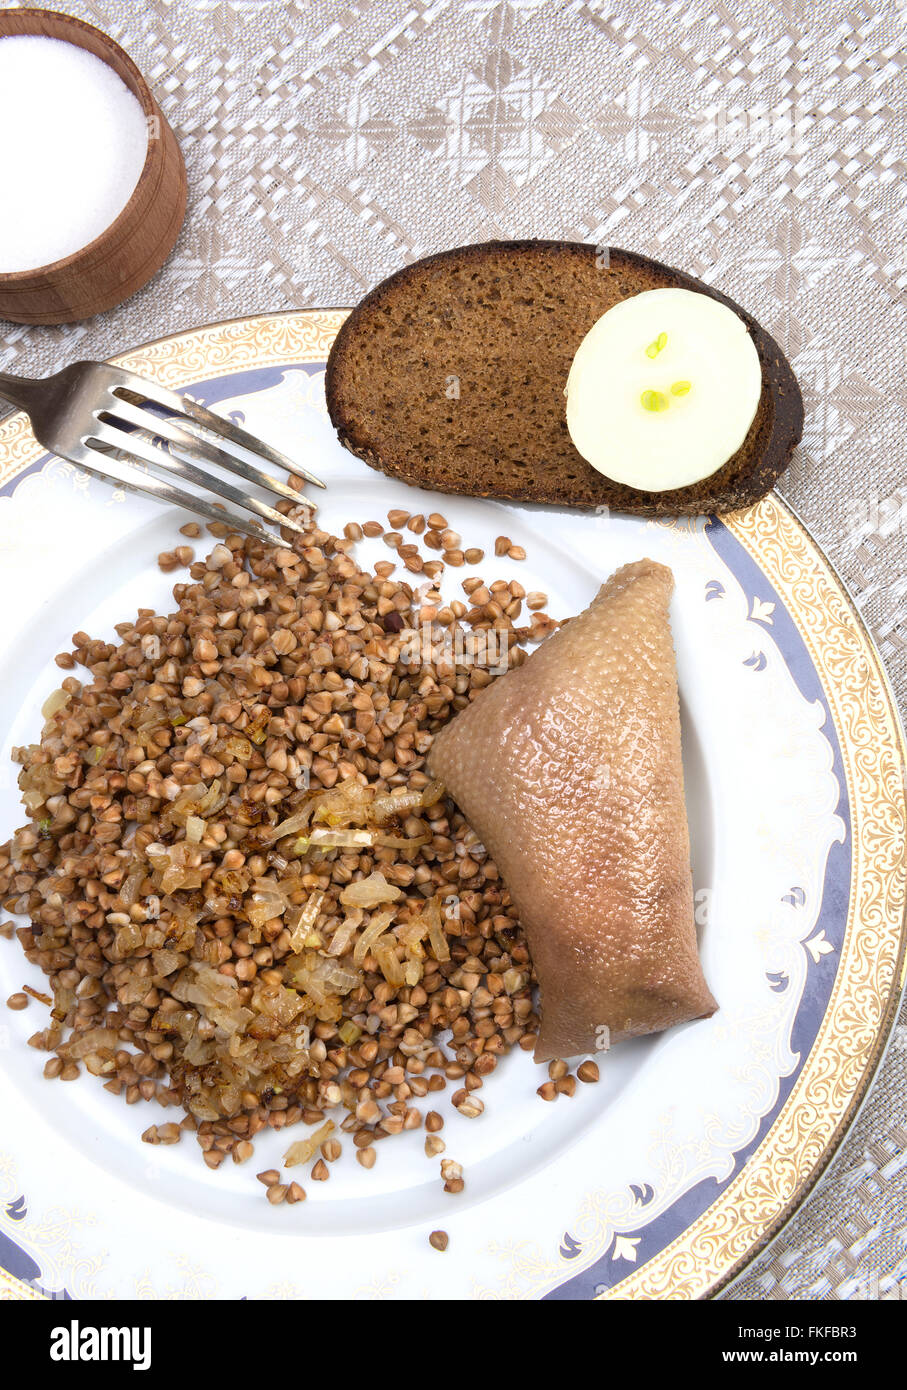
[324,240,803,515]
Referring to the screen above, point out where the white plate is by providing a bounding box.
[0,312,904,1300]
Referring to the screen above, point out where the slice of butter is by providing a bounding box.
[565,287,762,492]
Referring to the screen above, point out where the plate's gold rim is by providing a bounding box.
[0,310,904,1304]
[709,494,907,1300]
[600,500,905,1301]
[0,308,349,491]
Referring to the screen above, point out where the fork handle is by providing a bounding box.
[0,371,42,415]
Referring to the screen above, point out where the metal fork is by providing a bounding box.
[0,361,325,541]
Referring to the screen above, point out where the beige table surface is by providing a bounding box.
[0,0,904,1301]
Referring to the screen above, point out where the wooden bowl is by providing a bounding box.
[0,8,187,325]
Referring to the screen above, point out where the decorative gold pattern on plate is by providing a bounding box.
[606,495,907,1299]
[0,315,904,1302]
[0,311,348,492]
[0,1271,40,1299]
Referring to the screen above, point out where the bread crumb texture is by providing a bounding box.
[325,241,803,516]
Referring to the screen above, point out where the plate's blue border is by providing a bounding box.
[546,516,851,1298]
[0,362,322,501]
[0,361,852,1301]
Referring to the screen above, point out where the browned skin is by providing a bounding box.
[428,559,717,1061]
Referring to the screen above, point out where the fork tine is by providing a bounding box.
[72,452,271,544]
[109,369,326,489]
[87,423,311,538]
[177,397,327,490]
[104,397,307,507]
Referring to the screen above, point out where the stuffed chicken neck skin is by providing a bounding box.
[427,558,717,1061]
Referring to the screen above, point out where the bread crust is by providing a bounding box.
[325,240,803,515]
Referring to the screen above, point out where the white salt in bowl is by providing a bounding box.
[0,9,187,325]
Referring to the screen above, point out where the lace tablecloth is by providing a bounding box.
[0,0,904,1301]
